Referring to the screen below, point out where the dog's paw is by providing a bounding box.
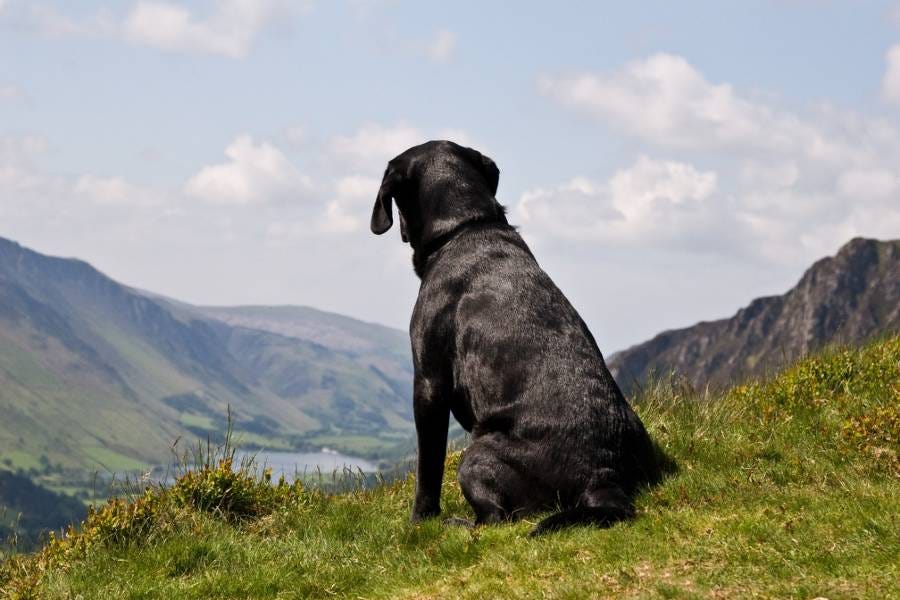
[442,517,475,529]
[410,507,440,523]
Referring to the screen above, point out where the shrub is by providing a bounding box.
[0,427,306,598]
[168,457,303,520]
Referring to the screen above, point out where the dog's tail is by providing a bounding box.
[529,483,634,537]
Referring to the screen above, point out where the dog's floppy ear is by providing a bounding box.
[461,146,500,197]
[371,166,397,235]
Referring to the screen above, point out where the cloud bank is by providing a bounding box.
[531,53,900,263]
[26,0,299,58]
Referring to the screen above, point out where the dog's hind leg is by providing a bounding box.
[457,438,530,525]
[529,468,634,536]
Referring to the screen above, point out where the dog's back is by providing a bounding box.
[412,221,659,532]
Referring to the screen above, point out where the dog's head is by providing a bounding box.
[371,140,504,249]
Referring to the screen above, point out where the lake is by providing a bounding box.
[234,450,380,482]
[97,449,381,487]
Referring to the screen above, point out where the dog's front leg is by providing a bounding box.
[411,376,450,522]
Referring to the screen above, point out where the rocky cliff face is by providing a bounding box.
[608,238,900,391]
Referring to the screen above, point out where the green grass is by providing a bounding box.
[81,446,151,473]
[306,433,406,456]
[228,433,296,452]
[177,412,387,454]
[2,337,898,599]
[178,414,217,431]
[0,290,415,477]
[0,452,42,472]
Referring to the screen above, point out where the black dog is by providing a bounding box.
[371,141,659,534]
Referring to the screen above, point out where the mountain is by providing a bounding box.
[186,304,412,399]
[608,237,900,391]
[0,236,414,475]
[6,234,896,475]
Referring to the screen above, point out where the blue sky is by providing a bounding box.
[2,1,900,352]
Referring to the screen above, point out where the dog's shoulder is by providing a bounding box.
[410,225,526,343]
[437,225,534,273]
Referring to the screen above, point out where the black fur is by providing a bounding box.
[371,140,660,535]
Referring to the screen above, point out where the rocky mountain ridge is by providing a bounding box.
[608,237,900,391]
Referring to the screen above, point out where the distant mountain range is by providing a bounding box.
[6,234,895,549]
[608,238,900,391]
[2,234,897,477]
[0,236,414,474]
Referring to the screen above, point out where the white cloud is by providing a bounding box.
[329,123,425,170]
[264,220,305,243]
[2,123,470,252]
[328,122,477,173]
[738,161,800,189]
[25,1,298,58]
[518,137,900,262]
[259,123,478,237]
[539,54,775,150]
[284,125,306,147]
[516,156,720,245]
[334,174,380,200]
[0,134,172,242]
[516,153,900,269]
[0,135,163,209]
[533,52,900,265]
[610,156,717,220]
[268,173,384,238]
[319,200,361,234]
[836,169,898,198]
[882,44,900,105]
[0,135,52,198]
[0,135,47,164]
[0,164,46,196]
[30,5,116,37]
[427,29,456,63]
[73,174,162,206]
[123,0,292,58]
[539,53,869,165]
[317,175,380,234]
[185,135,312,205]
[317,123,479,232]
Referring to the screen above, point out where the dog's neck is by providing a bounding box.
[412,215,510,278]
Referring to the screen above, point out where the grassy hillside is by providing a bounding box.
[0,237,415,478]
[3,337,898,599]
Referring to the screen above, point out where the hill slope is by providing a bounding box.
[3,336,898,598]
[608,237,900,391]
[0,471,87,551]
[0,237,413,474]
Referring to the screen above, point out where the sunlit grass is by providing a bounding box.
[2,337,898,599]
